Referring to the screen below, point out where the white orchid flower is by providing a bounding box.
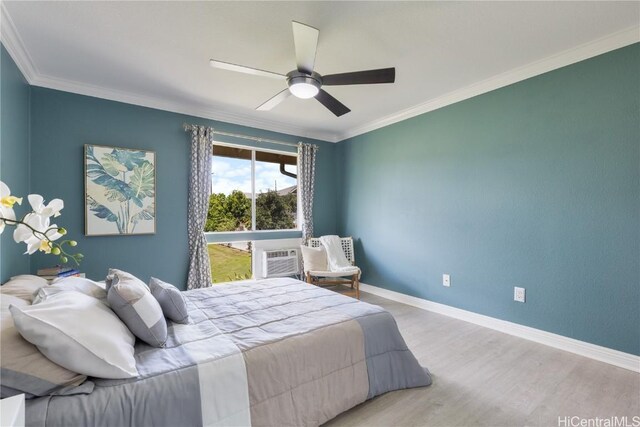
[0,181,23,235]
[28,194,64,218]
[13,213,62,255]
[13,214,45,254]
[0,180,80,264]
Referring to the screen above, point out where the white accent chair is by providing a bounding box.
[305,237,360,299]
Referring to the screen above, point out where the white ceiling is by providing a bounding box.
[2,1,639,142]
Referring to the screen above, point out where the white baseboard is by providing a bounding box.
[360,283,640,373]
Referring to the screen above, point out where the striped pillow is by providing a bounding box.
[107,271,167,347]
[105,268,146,292]
[149,277,189,324]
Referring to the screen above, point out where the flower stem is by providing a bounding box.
[0,216,82,265]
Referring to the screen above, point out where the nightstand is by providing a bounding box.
[0,394,25,427]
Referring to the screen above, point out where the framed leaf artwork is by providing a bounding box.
[84,144,156,236]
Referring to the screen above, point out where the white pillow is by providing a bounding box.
[300,245,328,272]
[33,277,107,304]
[1,294,87,397]
[1,275,49,302]
[10,291,138,379]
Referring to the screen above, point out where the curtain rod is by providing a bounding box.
[182,123,318,150]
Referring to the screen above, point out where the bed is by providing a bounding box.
[24,277,431,427]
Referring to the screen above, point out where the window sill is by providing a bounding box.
[205,230,302,243]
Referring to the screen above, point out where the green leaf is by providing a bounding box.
[105,189,127,202]
[131,202,155,224]
[87,153,141,207]
[86,195,118,223]
[101,153,125,177]
[90,172,141,207]
[113,149,147,171]
[130,161,155,199]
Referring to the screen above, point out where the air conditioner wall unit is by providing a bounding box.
[262,249,299,278]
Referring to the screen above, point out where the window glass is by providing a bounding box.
[255,151,297,231]
[208,144,298,233]
[207,146,252,232]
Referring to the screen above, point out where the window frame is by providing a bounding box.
[208,141,301,235]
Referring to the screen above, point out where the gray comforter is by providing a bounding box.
[26,278,431,427]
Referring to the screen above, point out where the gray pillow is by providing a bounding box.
[105,268,146,292]
[107,272,167,348]
[149,277,189,324]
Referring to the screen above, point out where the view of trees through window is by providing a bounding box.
[205,145,298,233]
[205,144,298,283]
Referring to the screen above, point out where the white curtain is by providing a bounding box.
[298,143,318,244]
[187,125,213,289]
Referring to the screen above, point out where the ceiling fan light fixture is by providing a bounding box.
[289,82,319,99]
[287,72,322,99]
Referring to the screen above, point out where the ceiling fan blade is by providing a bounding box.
[292,21,319,74]
[209,59,285,80]
[322,68,396,85]
[315,89,350,117]
[256,88,292,111]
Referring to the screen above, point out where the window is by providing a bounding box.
[206,143,298,233]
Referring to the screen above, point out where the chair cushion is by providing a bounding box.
[300,245,328,272]
[307,267,361,278]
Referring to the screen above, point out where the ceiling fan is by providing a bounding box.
[209,21,396,117]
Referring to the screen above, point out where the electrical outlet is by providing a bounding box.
[442,274,451,287]
[514,287,525,303]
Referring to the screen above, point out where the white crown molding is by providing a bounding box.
[2,0,638,144]
[0,1,38,83]
[337,25,640,142]
[360,283,640,373]
[29,73,341,143]
[0,2,340,142]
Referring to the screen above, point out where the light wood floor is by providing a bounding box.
[324,292,640,427]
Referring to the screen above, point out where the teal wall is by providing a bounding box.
[337,44,640,355]
[0,45,31,283]
[4,39,638,355]
[28,87,338,288]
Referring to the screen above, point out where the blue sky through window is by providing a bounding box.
[211,156,297,195]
